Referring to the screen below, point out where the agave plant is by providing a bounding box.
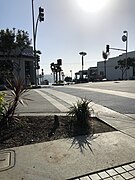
[68,98,92,128]
[0,93,6,117]
[0,75,30,128]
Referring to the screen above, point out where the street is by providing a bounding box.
[54,81,135,115]
[16,80,135,120]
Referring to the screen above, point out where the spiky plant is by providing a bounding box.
[68,98,92,128]
[0,93,6,117]
[1,76,30,128]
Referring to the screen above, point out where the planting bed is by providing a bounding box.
[0,116,116,150]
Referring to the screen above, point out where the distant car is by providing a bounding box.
[41,80,49,85]
[64,81,74,85]
[102,78,108,81]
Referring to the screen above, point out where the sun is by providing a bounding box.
[77,0,108,13]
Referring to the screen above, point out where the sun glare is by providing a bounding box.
[77,0,107,13]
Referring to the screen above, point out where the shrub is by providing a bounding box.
[0,93,6,117]
[0,76,30,129]
[68,98,92,135]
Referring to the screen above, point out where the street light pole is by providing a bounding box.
[79,52,87,80]
[122,30,128,79]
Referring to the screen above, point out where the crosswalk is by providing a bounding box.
[65,86,135,100]
[34,88,135,119]
[34,88,135,118]
[33,88,135,138]
[34,89,69,112]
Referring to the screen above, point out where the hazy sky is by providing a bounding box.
[1,0,135,77]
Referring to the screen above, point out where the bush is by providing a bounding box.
[0,76,30,130]
[68,98,93,135]
[0,93,6,117]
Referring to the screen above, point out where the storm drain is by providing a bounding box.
[0,150,15,171]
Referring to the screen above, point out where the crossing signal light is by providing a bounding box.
[39,7,44,22]
[106,45,109,53]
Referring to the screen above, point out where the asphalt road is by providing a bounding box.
[16,80,135,116]
[53,80,135,115]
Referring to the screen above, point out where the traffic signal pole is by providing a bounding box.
[31,0,44,86]
[31,0,37,86]
[106,31,128,79]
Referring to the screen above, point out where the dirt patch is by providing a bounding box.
[0,116,116,150]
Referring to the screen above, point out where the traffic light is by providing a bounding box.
[41,69,44,75]
[36,55,40,69]
[106,45,109,53]
[36,64,40,69]
[36,54,40,62]
[39,7,44,22]
[50,62,55,71]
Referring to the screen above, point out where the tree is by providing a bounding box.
[115,57,135,80]
[0,28,31,57]
[50,60,63,84]
[0,28,31,81]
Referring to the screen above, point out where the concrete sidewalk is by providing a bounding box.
[1,109,135,180]
[0,88,135,179]
[0,131,135,180]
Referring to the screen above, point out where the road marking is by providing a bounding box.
[125,114,135,119]
[40,88,135,132]
[34,89,68,112]
[40,88,80,105]
[65,86,135,99]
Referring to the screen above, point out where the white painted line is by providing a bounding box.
[66,86,135,99]
[40,88,135,131]
[34,89,68,112]
[40,88,80,105]
[40,89,118,116]
[125,114,135,119]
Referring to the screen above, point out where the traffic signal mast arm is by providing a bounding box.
[106,44,126,53]
[110,47,126,52]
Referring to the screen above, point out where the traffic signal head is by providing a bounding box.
[106,45,109,53]
[39,7,44,22]
[41,69,44,75]
[36,63,40,69]
[36,55,40,69]
[36,55,40,62]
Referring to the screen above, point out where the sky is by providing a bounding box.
[1,0,135,77]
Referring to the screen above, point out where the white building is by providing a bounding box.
[97,51,135,80]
